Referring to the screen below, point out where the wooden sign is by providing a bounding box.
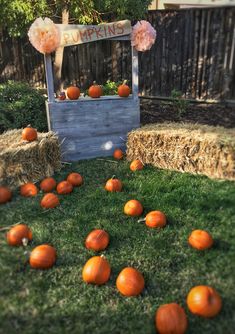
[57,20,132,47]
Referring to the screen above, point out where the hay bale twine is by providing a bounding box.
[0,129,61,189]
[126,122,235,180]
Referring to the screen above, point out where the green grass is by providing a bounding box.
[0,159,235,334]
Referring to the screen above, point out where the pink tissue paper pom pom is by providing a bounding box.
[131,20,156,52]
[28,17,60,54]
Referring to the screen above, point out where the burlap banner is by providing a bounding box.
[57,20,131,47]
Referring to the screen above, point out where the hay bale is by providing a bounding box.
[126,123,235,180]
[0,129,61,188]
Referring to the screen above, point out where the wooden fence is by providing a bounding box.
[0,7,235,100]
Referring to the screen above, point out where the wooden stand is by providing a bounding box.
[45,35,140,161]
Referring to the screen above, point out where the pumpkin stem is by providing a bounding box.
[137,218,146,223]
[27,124,32,128]
[111,175,116,179]
[100,254,105,258]
[93,81,97,85]
[123,80,128,85]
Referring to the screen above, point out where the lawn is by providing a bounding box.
[0,158,235,334]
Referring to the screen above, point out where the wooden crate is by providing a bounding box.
[45,31,140,161]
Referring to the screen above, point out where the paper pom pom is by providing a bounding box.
[131,20,156,52]
[28,17,60,54]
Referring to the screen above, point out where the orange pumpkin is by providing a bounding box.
[130,159,144,171]
[145,211,167,228]
[0,186,12,204]
[40,177,57,192]
[20,183,38,197]
[187,285,222,318]
[85,229,110,251]
[67,86,80,100]
[67,172,83,187]
[113,148,124,160]
[116,267,145,296]
[188,229,214,250]
[22,125,37,142]
[155,303,188,334]
[41,193,60,209]
[124,199,143,217]
[88,81,102,98]
[30,244,56,269]
[7,224,32,246]
[105,178,122,192]
[82,256,111,285]
[118,80,131,97]
[57,181,73,195]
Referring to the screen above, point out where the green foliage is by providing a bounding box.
[170,89,189,116]
[0,81,47,133]
[0,160,234,333]
[0,0,153,37]
[102,80,122,95]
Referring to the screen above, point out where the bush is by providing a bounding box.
[0,81,48,133]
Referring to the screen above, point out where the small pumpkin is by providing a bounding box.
[88,81,102,98]
[118,80,131,97]
[82,255,111,285]
[0,186,12,204]
[30,244,56,269]
[40,177,57,192]
[20,183,38,197]
[116,267,145,296]
[188,229,214,250]
[7,224,32,246]
[105,177,122,192]
[145,210,167,228]
[130,159,144,171]
[67,172,83,187]
[41,193,60,209]
[22,125,37,142]
[124,199,143,217]
[187,285,222,318]
[113,148,124,160]
[57,181,73,195]
[67,86,80,100]
[155,303,188,334]
[85,229,110,251]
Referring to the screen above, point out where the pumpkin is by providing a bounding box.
[40,177,57,192]
[88,81,103,98]
[7,224,32,246]
[20,183,38,197]
[124,199,143,217]
[67,86,80,100]
[118,80,131,97]
[188,229,214,250]
[187,285,222,318]
[145,210,167,228]
[113,148,124,160]
[116,267,145,296]
[58,91,66,100]
[155,303,188,334]
[85,229,110,251]
[82,255,111,285]
[130,159,144,171]
[41,193,60,209]
[105,177,122,192]
[67,172,83,187]
[30,244,56,269]
[57,181,73,195]
[0,186,12,204]
[22,125,37,142]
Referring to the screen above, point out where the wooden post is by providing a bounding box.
[44,53,55,102]
[131,46,139,100]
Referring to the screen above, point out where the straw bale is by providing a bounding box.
[126,123,235,180]
[0,129,61,188]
